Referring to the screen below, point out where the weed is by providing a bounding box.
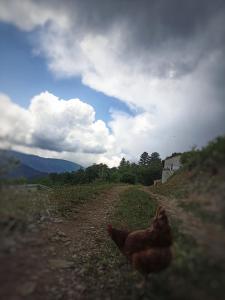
[179,201,222,224]
[49,184,112,217]
[112,187,157,230]
[0,183,113,230]
[181,136,225,172]
[79,187,225,300]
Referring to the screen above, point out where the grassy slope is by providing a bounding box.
[1,181,224,299]
[152,169,225,228]
[1,184,224,299]
[0,184,113,232]
[76,187,163,300]
[148,138,225,299]
[1,137,224,299]
[80,186,224,300]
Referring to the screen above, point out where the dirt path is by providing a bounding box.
[142,187,225,262]
[0,185,127,300]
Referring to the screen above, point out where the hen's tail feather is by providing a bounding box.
[108,227,130,252]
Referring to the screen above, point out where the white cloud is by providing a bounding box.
[38,21,225,161]
[0,93,32,146]
[0,0,224,164]
[0,0,70,31]
[0,92,123,167]
[22,5,224,131]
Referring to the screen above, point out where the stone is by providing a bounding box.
[56,230,67,237]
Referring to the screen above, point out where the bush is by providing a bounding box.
[181,136,225,171]
[180,149,201,170]
[120,172,136,184]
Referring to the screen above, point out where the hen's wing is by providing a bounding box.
[108,225,130,253]
[131,247,172,275]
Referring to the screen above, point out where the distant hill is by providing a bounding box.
[7,163,48,179]
[0,149,83,179]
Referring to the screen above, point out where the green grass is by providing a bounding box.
[49,183,113,217]
[112,187,157,230]
[179,201,221,224]
[77,187,162,300]
[151,170,191,198]
[0,187,50,221]
[0,184,113,231]
[181,136,225,172]
[78,187,225,300]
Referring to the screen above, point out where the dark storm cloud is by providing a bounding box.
[31,135,72,152]
[1,0,225,79]
[64,0,225,37]
[56,0,225,79]
[0,0,224,164]
[32,134,106,154]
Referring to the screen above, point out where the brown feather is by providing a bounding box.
[131,247,172,275]
[107,206,173,276]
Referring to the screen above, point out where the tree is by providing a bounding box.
[138,167,154,185]
[109,167,120,183]
[85,164,100,183]
[119,157,130,173]
[150,152,161,163]
[149,152,162,168]
[139,152,151,166]
[137,152,163,185]
[119,157,126,168]
[120,172,136,184]
[149,152,162,182]
[97,163,110,182]
[73,168,86,184]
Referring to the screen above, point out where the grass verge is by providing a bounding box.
[78,187,225,300]
[49,183,114,218]
[0,183,113,233]
[179,201,221,224]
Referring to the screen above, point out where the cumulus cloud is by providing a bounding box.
[0,92,123,166]
[0,93,32,146]
[0,0,225,163]
[0,0,70,31]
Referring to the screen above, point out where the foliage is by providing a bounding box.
[150,151,161,162]
[33,151,163,187]
[120,172,136,184]
[181,136,225,171]
[139,151,151,166]
[137,151,163,185]
[119,157,130,169]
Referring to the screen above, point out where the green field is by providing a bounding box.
[1,166,225,299]
[77,186,225,300]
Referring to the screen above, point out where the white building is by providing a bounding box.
[162,154,182,183]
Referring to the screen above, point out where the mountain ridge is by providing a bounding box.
[0,149,83,179]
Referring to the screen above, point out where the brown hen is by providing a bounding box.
[107,206,173,276]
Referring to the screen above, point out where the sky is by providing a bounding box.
[0,0,225,167]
